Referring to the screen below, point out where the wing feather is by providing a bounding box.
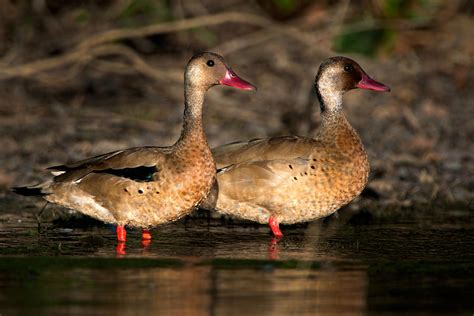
[49,146,168,183]
[217,157,309,203]
[212,135,318,169]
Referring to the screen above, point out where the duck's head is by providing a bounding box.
[315,56,390,111]
[185,52,256,91]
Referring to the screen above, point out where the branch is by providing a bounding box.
[76,11,322,51]
[0,11,326,82]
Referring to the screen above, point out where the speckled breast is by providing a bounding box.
[279,150,369,224]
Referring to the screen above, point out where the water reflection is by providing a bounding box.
[212,265,367,316]
[0,208,473,315]
[0,259,367,316]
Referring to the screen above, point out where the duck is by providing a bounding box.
[202,56,389,238]
[12,52,256,243]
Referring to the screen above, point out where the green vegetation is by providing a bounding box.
[119,0,173,24]
[333,0,440,56]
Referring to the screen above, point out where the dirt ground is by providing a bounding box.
[0,1,472,217]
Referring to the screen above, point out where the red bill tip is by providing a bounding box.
[219,69,256,91]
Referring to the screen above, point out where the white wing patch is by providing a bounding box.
[70,194,114,222]
[50,171,65,176]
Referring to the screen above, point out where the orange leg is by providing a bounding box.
[268,216,283,239]
[116,225,127,242]
[142,229,152,240]
[141,229,152,248]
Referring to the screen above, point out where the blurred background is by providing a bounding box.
[0,2,473,315]
[0,0,472,211]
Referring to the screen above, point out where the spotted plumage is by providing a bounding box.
[13,52,256,240]
[201,56,390,237]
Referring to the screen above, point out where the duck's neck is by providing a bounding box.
[317,106,367,166]
[315,84,369,180]
[315,87,357,143]
[315,80,343,113]
[175,85,208,150]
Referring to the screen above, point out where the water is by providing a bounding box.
[0,207,473,315]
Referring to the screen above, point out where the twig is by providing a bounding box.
[37,202,49,233]
[213,29,280,55]
[0,44,180,83]
[0,11,325,83]
[76,11,322,52]
[0,8,436,83]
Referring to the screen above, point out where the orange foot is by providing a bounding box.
[116,225,127,242]
[141,229,152,249]
[142,229,152,240]
[268,216,283,239]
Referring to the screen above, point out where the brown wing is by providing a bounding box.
[48,146,169,182]
[212,136,319,169]
[217,157,309,204]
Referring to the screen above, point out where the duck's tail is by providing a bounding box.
[11,186,47,196]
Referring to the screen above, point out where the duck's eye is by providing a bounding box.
[344,65,353,72]
[206,60,215,67]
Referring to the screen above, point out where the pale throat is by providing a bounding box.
[315,80,351,141]
[317,82,343,113]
